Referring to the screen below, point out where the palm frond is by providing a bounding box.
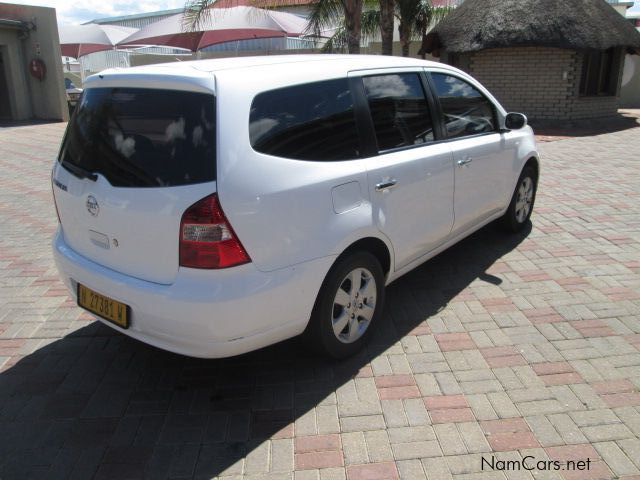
[316,7,379,52]
[182,0,216,31]
[430,4,454,24]
[414,3,453,37]
[395,0,421,26]
[321,26,348,52]
[361,9,381,43]
[305,0,346,38]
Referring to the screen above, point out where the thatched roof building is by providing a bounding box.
[424,0,640,55]
[422,0,640,122]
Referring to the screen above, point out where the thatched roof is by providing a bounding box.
[423,0,640,55]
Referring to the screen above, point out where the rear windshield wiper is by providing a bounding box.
[61,160,98,182]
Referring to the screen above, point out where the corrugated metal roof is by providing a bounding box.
[86,8,183,25]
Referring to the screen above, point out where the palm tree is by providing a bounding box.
[393,0,453,56]
[323,0,451,56]
[182,0,448,56]
[413,0,451,58]
[306,0,415,56]
[379,0,395,55]
[395,0,419,56]
[319,7,379,53]
[305,0,366,54]
[183,0,366,54]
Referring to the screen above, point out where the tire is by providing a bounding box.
[307,252,385,359]
[502,166,537,232]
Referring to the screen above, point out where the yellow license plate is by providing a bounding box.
[77,283,129,329]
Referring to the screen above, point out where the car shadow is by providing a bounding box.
[532,110,640,140]
[0,221,531,479]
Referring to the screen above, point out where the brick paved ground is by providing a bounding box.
[0,122,638,480]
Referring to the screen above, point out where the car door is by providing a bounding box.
[351,70,454,271]
[428,71,516,236]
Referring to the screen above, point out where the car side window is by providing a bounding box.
[362,73,434,152]
[249,78,360,161]
[431,73,497,139]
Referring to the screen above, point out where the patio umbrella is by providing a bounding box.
[59,24,138,58]
[117,6,309,51]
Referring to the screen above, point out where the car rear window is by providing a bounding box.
[249,78,360,161]
[59,88,216,187]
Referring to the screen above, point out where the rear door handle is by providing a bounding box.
[457,157,473,167]
[375,179,398,191]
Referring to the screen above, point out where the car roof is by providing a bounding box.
[94,54,454,78]
[83,54,467,95]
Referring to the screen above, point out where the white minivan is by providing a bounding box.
[52,55,539,359]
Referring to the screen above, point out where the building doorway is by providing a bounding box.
[0,49,13,120]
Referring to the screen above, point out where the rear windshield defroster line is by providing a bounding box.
[59,87,216,188]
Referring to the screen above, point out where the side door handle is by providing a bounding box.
[457,157,473,167]
[375,179,398,191]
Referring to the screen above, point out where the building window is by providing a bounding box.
[579,48,619,96]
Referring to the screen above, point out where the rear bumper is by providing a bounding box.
[53,228,334,358]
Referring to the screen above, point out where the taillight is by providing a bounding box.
[179,194,251,269]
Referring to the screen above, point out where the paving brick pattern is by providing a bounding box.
[0,122,638,479]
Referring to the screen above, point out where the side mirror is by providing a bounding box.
[504,112,527,130]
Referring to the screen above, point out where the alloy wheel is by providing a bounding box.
[331,267,377,344]
[515,176,534,223]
